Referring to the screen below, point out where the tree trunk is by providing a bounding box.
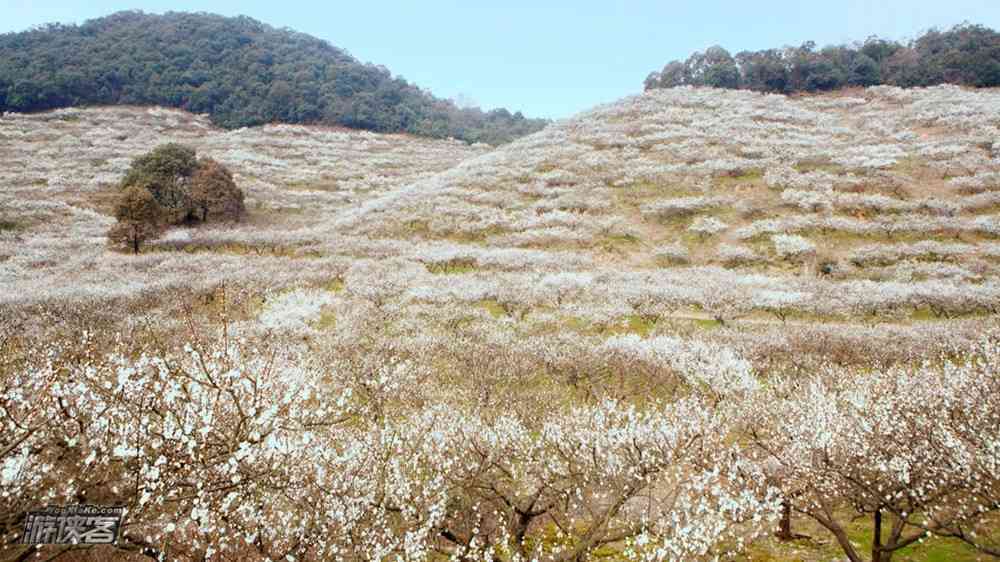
[817,516,865,562]
[776,501,794,540]
[512,510,534,560]
[775,498,809,541]
[558,486,634,562]
[872,509,882,562]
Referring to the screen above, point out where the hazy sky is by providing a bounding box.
[3,0,999,118]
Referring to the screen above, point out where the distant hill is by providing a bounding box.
[644,23,1000,94]
[0,11,547,144]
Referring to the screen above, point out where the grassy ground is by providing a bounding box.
[742,513,994,562]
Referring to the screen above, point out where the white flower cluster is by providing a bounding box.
[772,234,816,260]
[688,216,729,237]
[736,214,1000,240]
[258,288,336,332]
[849,240,975,267]
[949,171,1000,194]
[715,244,761,266]
[602,334,759,396]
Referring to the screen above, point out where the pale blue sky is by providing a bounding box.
[2,0,998,118]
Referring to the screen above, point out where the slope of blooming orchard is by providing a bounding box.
[0,106,491,306]
[2,86,1000,561]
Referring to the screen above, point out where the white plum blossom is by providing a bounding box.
[716,244,761,266]
[258,288,336,331]
[602,334,758,396]
[688,216,728,237]
[772,234,816,260]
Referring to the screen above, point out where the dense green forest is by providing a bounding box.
[0,11,547,144]
[644,23,1000,93]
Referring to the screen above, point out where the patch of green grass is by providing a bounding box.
[557,313,661,337]
[602,232,641,245]
[692,318,723,330]
[476,299,507,319]
[619,180,703,199]
[0,219,21,232]
[30,178,49,187]
[315,311,337,331]
[738,511,990,562]
[562,315,590,333]
[738,544,784,562]
[679,231,718,245]
[596,232,640,256]
[426,259,478,274]
[621,314,657,336]
[404,219,431,234]
[912,541,984,562]
[521,521,624,560]
[521,511,992,562]
[715,169,764,188]
[834,515,982,562]
[324,278,345,293]
[911,307,937,321]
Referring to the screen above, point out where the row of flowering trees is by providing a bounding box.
[2,307,998,561]
[749,344,1000,561]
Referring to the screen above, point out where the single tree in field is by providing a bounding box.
[108,185,166,254]
[121,143,198,222]
[190,158,245,222]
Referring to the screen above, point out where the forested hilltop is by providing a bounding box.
[0,11,547,144]
[645,23,1000,93]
